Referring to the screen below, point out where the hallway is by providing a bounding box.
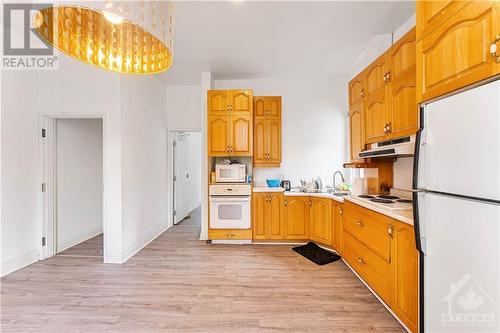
[1,206,404,332]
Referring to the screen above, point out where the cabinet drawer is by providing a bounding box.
[343,232,391,304]
[343,201,391,261]
[208,229,252,240]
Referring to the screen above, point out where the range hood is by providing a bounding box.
[358,136,415,159]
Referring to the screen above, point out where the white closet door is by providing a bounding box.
[174,134,189,223]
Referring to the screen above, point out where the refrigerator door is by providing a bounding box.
[420,80,500,201]
[418,192,500,332]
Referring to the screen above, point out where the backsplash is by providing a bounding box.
[393,157,413,191]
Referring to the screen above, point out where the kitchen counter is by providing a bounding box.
[344,196,414,225]
[252,187,413,225]
[284,191,345,203]
[252,186,286,193]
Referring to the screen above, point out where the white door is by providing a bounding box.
[174,133,189,224]
[418,192,500,332]
[420,80,500,200]
[56,119,103,252]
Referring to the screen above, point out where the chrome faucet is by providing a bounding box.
[333,171,345,190]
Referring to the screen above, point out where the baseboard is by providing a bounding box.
[57,229,103,253]
[120,222,169,263]
[1,251,39,277]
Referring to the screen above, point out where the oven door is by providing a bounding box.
[209,196,251,229]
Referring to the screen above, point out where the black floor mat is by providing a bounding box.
[292,242,341,265]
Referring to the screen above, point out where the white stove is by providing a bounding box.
[353,194,413,211]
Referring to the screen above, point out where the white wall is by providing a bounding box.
[56,119,103,252]
[120,75,169,261]
[214,78,348,188]
[187,132,202,211]
[166,85,201,130]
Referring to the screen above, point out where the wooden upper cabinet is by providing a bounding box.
[208,89,253,156]
[284,196,309,240]
[230,90,253,114]
[365,88,390,144]
[208,90,230,116]
[365,54,388,97]
[417,1,500,102]
[309,197,332,246]
[208,115,230,156]
[349,102,364,162]
[416,0,471,40]
[253,96,282,167]
[391,221,419,333]
[387,27,419,139]
[349,73,365,106]
[230,114,253,156]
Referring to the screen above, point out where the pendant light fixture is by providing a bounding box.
[33,1,173,74]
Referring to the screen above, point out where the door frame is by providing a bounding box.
[38,112,106,261]
[167,128,201,228]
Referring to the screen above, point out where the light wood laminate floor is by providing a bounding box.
[1,207,404,332]
[58,233,103,257]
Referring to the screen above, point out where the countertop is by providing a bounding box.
[252,186,413,225]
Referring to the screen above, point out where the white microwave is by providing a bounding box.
[215,164,246,183]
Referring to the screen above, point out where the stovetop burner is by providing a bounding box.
[359,195,375,199]
[370,198,395,204]
[377,195,400,200]
[396,199,413,203]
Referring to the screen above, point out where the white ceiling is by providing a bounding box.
[160,1,415,85]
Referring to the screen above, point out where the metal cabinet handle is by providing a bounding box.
[339,208,343,216]
[309,201,312,206]
[360,89,365,97]
[356,219,364,227]
[284,200,288,206]
[226,234,235,237]
[230,146,233,153]
[388,224,393,238]
[357,257,366,265]
[491,34,500,63]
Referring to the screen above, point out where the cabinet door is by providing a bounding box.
[365,54,387,97]
[266,96,282,118]
[267,118,281,166]
[253,118,267,164]
[388,27,418,139]
[208,90,230,116]
[417,1,500,102]
[391,221,419,333]
[230,114,253,156]
[284,196,309,240]
[252,193,267,240]
[332,203,343,254]
[230,90,253,115]
[349,102,364,161]
[310,197,332,245]
[416,0,471,40]
[208,115,230,156]
[364,88,390,144]
[349,72,365,106]
[268,193,284,240]
[254,97,266,118]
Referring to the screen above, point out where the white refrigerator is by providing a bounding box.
[414,80,500,332]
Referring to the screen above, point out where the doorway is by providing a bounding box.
[39,116,105,260]
[170,130,202,226]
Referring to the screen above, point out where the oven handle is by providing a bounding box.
[209,196,251,202]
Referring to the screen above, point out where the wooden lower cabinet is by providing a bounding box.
[309,197,332,246]
[252,192,284,240]
[283,196,309,240]
[391,220,419,333]
[332,202,343,254]
[343,201,419,332]
[343,231,392,304]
